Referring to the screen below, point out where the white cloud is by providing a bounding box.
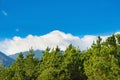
[1,10,8,16]
[16,29,19,32]
[0,30,113,55]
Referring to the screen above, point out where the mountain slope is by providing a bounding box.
[9,50,42,60]
[0,52,14,67]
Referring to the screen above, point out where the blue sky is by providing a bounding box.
[0,0,120,38]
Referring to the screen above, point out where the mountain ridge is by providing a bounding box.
[9,50,42,60]
[0,51,14,67]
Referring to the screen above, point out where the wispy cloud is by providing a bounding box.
[16,28,19,32]
[0,30,113,55]
[1,10,8,16]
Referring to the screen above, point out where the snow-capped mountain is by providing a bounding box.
[0,30,109,55]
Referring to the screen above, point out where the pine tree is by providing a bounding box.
[60,44,83,80]
[37,46,63,80]
[24,48,39,80]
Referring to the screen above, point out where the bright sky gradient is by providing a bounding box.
[0,0,120,38]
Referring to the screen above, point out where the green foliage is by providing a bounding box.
[84,36,120,80]
[37,67,59,80]
[0,34,120,80]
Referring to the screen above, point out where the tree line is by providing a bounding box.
[0,34,120,80]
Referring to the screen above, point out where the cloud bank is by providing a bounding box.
[0,30,110,55]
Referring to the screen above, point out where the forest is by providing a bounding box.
[0,34,120,80]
